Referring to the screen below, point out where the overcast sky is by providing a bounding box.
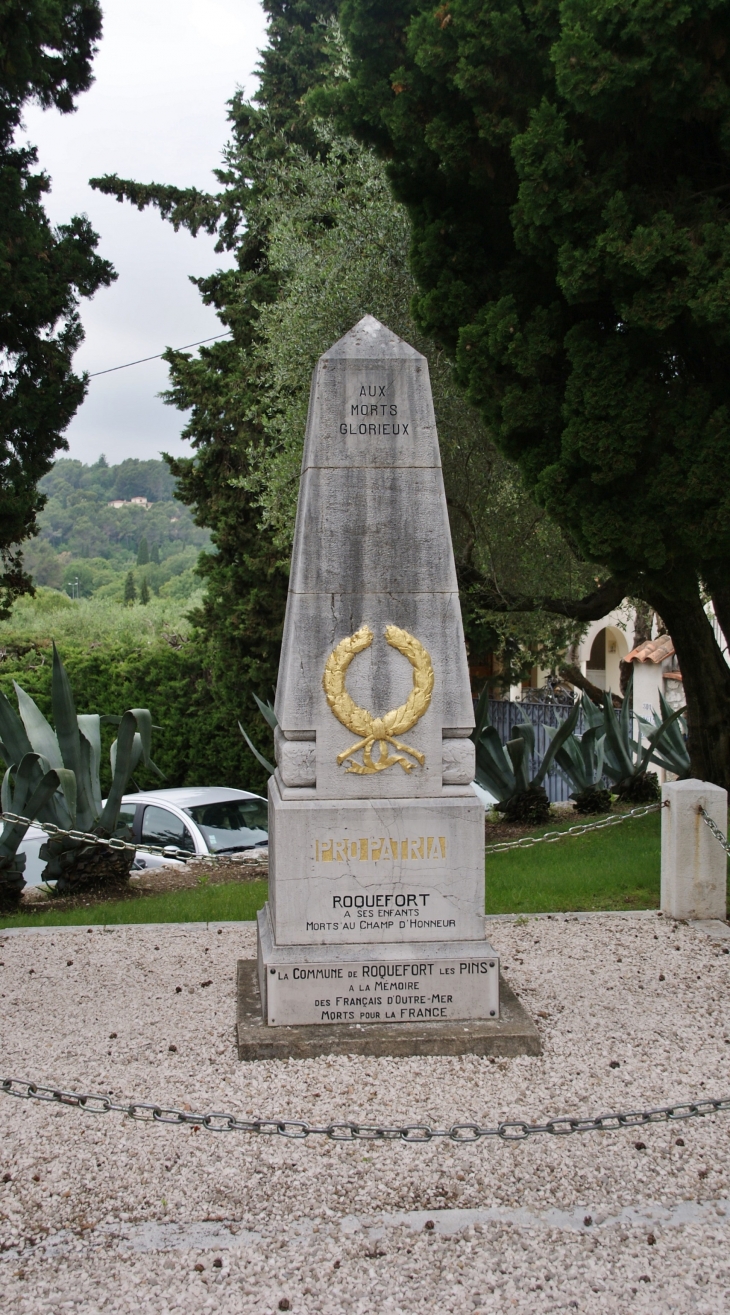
[20,0,267,465]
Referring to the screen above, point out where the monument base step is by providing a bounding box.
[236,960,541,1061]
[257,903,501,1025]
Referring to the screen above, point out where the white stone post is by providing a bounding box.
[661,779,728,920]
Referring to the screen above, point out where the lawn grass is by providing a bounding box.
[484,809,665,914]
[0,880,269,929]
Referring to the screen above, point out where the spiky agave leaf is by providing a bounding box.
[238,722,276,776]
[0,691,33,769]
[601,688,636,783]
[0,754,60,870]
[637,694,690,778]
[99,710,138,833]
[534,701,581,786]
[13,682,62,769]
[474,724,516,800]
[77,714,103,818]
[505,733,530,794]
[252,692,278,732]
[51,644,97,825]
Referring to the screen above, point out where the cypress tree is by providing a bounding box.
[123,571,136,606]
[327,0,730,786]
[0,1,115,616]
[139,576,150,605]
[136,536,149,566]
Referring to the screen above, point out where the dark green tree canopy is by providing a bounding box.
[0,0,102,135]
[0,0,114,615]
[322,0,730,784]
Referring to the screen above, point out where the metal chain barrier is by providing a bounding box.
[484,802,662,855]
[1,1075,729,1142]
[0,811,267,865]
[1,804,661,864]
[699,806,730,856]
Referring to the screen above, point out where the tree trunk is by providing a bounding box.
[559,662,622,708]
[645,578,730,789]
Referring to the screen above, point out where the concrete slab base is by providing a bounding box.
[236,960,541,1061]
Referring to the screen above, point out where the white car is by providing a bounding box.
[118,787,268,860]
[16,786,268,887]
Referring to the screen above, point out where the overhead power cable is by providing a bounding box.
[88,332,233,378]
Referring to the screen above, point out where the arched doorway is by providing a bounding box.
[586,626,629,694]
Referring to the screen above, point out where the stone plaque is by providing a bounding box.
[257,315,497,1028]
[258,907,499,1026]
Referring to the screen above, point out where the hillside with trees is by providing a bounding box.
[21,456,209,602]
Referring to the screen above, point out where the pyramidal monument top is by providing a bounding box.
[325,314,423,359]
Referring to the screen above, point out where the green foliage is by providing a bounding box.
[329,0,730,784]
[471,686,577,823]
[638,694,691,780]
[545,707,610,814]
[123,571,136,605]
[0,1,115,614]
[0,644,162,893]
[88,4,592,695]
[22,457,209,603]
[139,576,150,606]
[0,590,274,797]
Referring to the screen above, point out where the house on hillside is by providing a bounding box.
[106,496,151,509]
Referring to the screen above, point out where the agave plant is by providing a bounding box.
[471,688,581,824]
[599,676,684,802]
[636,692,690,780]
[239,692,277,776]
[0,644,162,892]
[544,702,611,814]
[0,754,60,906]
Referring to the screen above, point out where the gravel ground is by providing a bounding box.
[1,912,730,1313]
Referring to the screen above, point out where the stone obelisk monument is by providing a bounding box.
[257,316,499,1032]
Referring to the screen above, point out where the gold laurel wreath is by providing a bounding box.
[322,624,434,774]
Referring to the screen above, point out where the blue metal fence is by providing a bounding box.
[486,698,586,803]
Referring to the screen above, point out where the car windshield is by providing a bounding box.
[184,798,268,853]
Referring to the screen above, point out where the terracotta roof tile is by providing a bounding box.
[625,634,675,664]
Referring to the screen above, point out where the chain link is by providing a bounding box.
[1,1075,728,1142]
[0,810,187,859]
[484,802,662,854]
[699,806,730,855]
